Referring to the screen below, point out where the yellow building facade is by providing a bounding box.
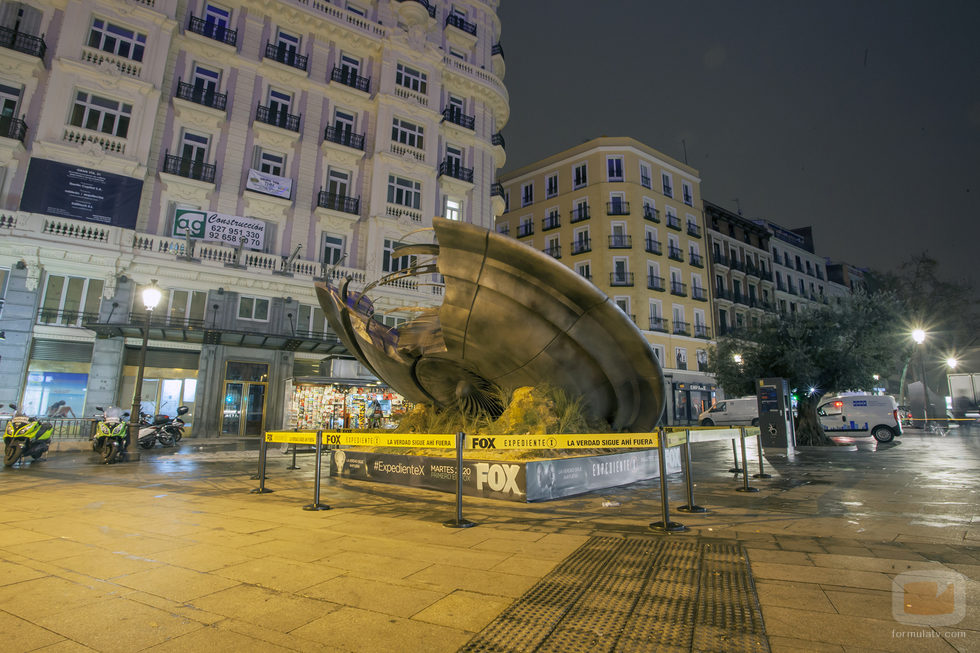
[497,137,717,424]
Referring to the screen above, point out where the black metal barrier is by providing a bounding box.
[443,432,476,528]
[250,434,273,494]
[303,431,329,511]
[650,428,688,532]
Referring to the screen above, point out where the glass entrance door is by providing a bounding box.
[221,382,266,436]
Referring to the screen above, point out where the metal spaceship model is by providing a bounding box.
[315,218,666,431]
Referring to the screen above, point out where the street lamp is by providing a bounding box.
[947,357,958,370]
[911,329,929,423]
[732,353,743,365]
[129,280,162,450]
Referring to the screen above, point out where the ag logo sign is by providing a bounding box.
[173,209,206,238]
[474,463,520,494]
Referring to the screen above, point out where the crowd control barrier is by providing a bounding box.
[257,426,771,532]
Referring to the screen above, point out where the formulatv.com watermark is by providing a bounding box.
[892,570,966,627]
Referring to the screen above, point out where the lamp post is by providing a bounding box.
[130,280,162,450]
[912,329,928,423]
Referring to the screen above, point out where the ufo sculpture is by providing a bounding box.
[315,217,666,431]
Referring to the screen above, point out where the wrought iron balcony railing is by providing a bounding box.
[175,79,227,111]
[187,16,237,46]
[648,275,665,292]
[666,215,681,230]
[162,152,216,183]
[492,42,504,58]
[255,104,301,132]
[687,223,702,237]
[643,206,660,223]
[648,316,668,332]
[542,214,560,231]
[323,126,365,150]
[610,272,634,287]
[0,115,27,142]
[645,238,662,255]
[571,238,591,255]
[491,132,505,148]
[517,222,534,237]
[694,324,711,339]
[438,160,474,182]
[689,252,704,268]
[606,201,630,216]
[264,43,308,71]
[609,234,632,249]
[667,246,684,262]
[442,107,475,130]
[543,245,561,259]
[490,182,504,197]
[673,320,691,336]
[670,281,688,296]
[317,190,360,215]
[713,252,729,267]
[569,206,590,223]
[331,66,370,92]
[445,13,477,35]
[0,26,46,58]
[691,287,708,302]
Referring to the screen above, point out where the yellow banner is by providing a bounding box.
[263,431,457,448]
[665,431,688,448]
[465,433,659,450]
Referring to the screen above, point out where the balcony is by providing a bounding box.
[442,107,475,130]
[687,223,702,238]
[317,190,360,215]
[264,43,308,71]
[787,285,798,296]
[670,281,687,296]
[694,324,711,339]
[445,14,477,35]
[645,238,662,255]
[663,184,673,198]
[715,288,731,301]
[491,132,505,148]
[729,259,745,273]
[330,66,370,93]
[543,214,560,231]
[692,286,708,301]
[187,16,237,46]
[162,152,216,183]
[323,126,365,150]
[517,222,534,238]
[571,238,591,255]
[0,26,46,59]
[492,42,504,58]
[490,182,504,197]
[438,160,473,183]
[175,80,227,111]
[648,274,665,292]
[543,244,561,259]
[609,234,632,249]
[0,115,27,142]
[569,206,590,223]
[713,252,730,268]
[733,292,748,305]
[689,252,703,268]
[255,104,301,132]
[683,191,693,206]
[606,201,630,216]
[673,320,691,336]
[648,316,668,332]
[666,215,681,230]
[667,246,683,262]
[610,272,634,287]
[776,281,788,292]
[643,206,660,223]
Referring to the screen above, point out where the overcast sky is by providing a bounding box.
[497,0,980,288]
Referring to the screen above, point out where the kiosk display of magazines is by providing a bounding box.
[282,377,409,430]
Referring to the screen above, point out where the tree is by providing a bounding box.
[709,291,905,445]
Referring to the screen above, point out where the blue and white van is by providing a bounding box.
[817,394,902,442]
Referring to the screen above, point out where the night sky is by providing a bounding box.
[497,0,980,288]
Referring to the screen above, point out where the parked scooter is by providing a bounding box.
[4,404,53,466]
[93,406,129,464]
[137,411,174,449]
[161,406,189,445]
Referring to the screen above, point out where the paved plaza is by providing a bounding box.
[0,430,977,652]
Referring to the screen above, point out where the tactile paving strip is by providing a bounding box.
[459,537,770,653]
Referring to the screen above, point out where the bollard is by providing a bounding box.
[303,431,329,511]
[735,428,759,493]
[286,443,301,470]
[729,439,743,475]
[752,431,772,479]
[650,428,688,532]
[250,435,273,494]
[676,430,707,514]
[443,431,476,528]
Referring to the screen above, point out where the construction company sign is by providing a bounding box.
[173,208,265,249]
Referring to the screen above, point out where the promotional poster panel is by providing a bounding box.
[20,158,143,228]
[173,208,265,249]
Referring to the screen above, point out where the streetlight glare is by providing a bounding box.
[912,328,926,344]
[733,354,743,364]
[142,281,162,311]
[947,357,958,369]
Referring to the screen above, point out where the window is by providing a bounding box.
[203,3,231,32]
[387,175,421,208]
[339,52,361,79]
[88,18,146,62]
[321,232,345,265]
[639,162,652,189]
[166,290,207,323]
[180,131,209,163]
[391,117,424,149]
[38,275,104,326]
[275,29,300,54]
[573,162,587,189]
[326,168,350,197]
[444,197,461,221]
[448,48,467,61]
[255,148,285,176]
[682,181,693,206]
[615,297,630,315]
[575,261,592,280]
[521,182,533,207]
[445,144,463,169]
[383,239,416,273]
[346,2,366,16]
[191,64,221,97]
[545,173,558,198]
[267,88,292,115]
[395,63,427,94]
[607,156,624,181]
[652,344,665,364]
[238,296,269,321]
[613,257,630,283]
[661,172,673,197]
[69,91,131,137]
[333,108,356,136]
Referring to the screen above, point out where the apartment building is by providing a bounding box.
[497,137,716,425]
[0,0,508,436]
[754,220,834,315]
[703,201,775,335]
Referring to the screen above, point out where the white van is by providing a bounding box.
[817,394,902,442]
[698,397,759,427]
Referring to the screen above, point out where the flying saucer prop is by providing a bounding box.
[315,217,666,431]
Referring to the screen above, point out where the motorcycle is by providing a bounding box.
[137,411,174,449]
[161,406,189,445]
[4,404,53,466]
[93,406,129,464]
